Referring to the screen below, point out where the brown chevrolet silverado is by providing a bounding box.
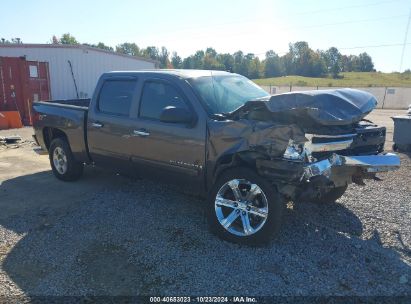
[32,70,400,244]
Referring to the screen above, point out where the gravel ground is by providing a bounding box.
[0,111,410,297]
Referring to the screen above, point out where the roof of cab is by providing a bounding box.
[104,69,235,79]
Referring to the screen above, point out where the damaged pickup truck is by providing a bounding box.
[32,70,400,244]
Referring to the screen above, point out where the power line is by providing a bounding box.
[340,42,411,50]
[164,0,403,34]
[296,0,403,15]
[153,1,406,41]
[399,8,411,72]
[171,13,408,51]
[250,13,410,56]
[284,14,407,31]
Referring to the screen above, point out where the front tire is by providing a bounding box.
[49,138,83,181]
[207,167,284,245]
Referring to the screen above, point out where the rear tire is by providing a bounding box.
[49,138,83,181]
[207,167,284,245]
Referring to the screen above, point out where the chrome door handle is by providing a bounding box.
[91,122,103,128]
[133,130,150,137]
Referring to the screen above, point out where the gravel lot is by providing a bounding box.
[0,109,410,297]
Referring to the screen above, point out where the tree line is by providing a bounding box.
[2,34,375,79]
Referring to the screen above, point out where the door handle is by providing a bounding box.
[91,122,103,128]
[133,129,150,137]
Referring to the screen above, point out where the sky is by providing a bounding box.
[1,0,411,72]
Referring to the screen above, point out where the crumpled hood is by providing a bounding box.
[207,88,378,161]
[246,88,377,132]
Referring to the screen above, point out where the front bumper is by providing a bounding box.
[304,153,400,180]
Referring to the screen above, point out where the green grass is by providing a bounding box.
[253,72,411,87]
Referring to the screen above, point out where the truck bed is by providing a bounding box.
[32,99,90,163]
[37,98,91,109]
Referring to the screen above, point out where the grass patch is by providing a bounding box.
[254,72,411,87]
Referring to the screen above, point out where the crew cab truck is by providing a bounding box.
[32,70,400,244]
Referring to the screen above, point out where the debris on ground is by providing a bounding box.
[0,135,22,144]
[0,135,35,150]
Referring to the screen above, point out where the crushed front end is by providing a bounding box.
[210,88,401,201]
[246,89,401,201]
[256,123,400,201]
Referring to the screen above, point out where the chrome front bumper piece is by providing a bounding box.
[303,153,401,180]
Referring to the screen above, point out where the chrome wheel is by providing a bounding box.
[215,179,269,237]
[52,147,68,174]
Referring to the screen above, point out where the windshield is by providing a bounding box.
[188,74,270,114]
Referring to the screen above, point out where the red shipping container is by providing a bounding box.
[0,56,51,126]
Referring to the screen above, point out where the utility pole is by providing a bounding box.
[399,8,411,72]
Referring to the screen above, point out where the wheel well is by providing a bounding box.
[213,151,264,182]
[43,127,67,150]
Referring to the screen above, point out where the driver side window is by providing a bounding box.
[139,81,189,120]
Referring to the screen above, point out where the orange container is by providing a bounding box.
[0,56,51,126]
[0,111,23,129]
[0,113,7,129]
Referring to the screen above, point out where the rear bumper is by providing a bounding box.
[304,153,400,180]
[32,130,47,151]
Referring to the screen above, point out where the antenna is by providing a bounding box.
[399,8,411,72]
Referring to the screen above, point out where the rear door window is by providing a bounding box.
[98,79,137,116]
[139,81,189,120]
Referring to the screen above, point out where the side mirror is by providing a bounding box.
[160,106,193,124]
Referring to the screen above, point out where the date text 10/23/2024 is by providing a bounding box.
[149,296,258,303]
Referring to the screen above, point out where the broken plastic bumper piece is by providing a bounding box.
[303,153,401,179]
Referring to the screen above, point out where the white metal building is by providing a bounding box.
[0,44,157,100]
